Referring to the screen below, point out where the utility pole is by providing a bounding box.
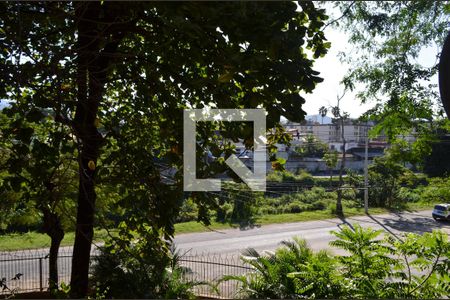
[364,123,369,214]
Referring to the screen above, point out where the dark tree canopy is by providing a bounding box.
[439,30,450,119]
[423,130,450,177]
[0,2,330,297]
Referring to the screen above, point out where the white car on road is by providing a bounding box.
[432,204,450,221]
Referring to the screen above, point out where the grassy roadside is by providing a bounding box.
[175,202,435,234]
[0,202,434,251]
[0,229,112,252]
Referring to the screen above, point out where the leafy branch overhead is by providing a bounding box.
[0,2,331,297]
[332,1,450,164]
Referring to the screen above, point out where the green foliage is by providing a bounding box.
[180,168,448,225]
[415,176,450,204]
[90,225,169,298]
[335,1,450,165]
[293,134,328,158]
[225,225,450,299]
[91,238,206,299]
[223,237,342,299]
[266,171,285,182]
[331,225,450,298]
[267,170,315,186]
[323,150,338,170]
[1,2,331,295]
[177,198,199,223]
[423,121,450,177]
[52,282,71,299]
[296,169,316,185]
[368,157,411,207]
[178,170,365,221]
[261,187,336,215]
[0,110,77,233]
[212,183,264,227]
[286,250,344,298]
[157,170,352,223]
[330,224,394,293]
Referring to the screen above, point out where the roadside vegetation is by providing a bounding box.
[222,225,450,299]
[1,159,448,251]
[1,1,450,298]
[177,158,449,228]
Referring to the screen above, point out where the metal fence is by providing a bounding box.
[179,252,252,298]
[0,248,251,298]
[0,247,96,295]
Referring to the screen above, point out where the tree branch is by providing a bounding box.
[322,1,357,31]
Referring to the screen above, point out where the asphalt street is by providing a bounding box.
[1,209,449,294]
[174,210,450,255]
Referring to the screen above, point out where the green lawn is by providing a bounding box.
[0,229,112,252]
[175,202,435,234]
[174,206,391,234]
[0,202,434,251]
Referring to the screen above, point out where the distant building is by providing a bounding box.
[286,119,377,144]
[285,119,381,154]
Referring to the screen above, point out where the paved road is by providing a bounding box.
[174,210,450,255]
[1,209,449,294]
[175,209,449,297]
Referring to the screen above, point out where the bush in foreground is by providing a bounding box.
[224,225,450,299]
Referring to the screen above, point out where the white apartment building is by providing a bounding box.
[285,120,372,144]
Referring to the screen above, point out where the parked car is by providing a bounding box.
[432,204,450,221]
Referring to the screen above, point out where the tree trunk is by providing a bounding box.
[336,122,346,216]
[70,156,99,298]
[42,208,64,291]
[70,64,104,297]
[69,4,122,297]
[329,171,333,190]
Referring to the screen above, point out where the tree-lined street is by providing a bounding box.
[2,209,449,293]
[1,1,450,298]
[175,210,449,254]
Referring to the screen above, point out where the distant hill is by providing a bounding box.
[305,114,332,124]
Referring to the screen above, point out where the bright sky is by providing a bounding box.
[303,5,440,119]
[301,26,372,118]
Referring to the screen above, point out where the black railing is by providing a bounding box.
[0,249,251,298]
[179,253,252,298]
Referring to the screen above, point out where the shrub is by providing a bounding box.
[341,186,356,201]
[417,176,450,204]
[260,205,277,215]
[310,199,327,210]
[281,171,298,181]
[91,242,206,299]
[368,157,408,207]
[286,201,306,213]
[222,237,344,299]
[330,225,450,298]
[177,198,198,223]
[295,169,315,185]
[214,184,263,227]
[216,202,233,222]
[266,171,283,182]
[397,187,420,203]
[267,170,315,187]
[259,187,334,215]
[224,226,450,299]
